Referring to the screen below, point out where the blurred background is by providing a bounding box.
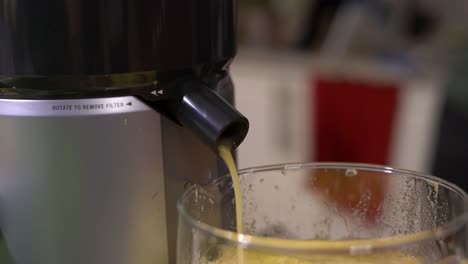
[232,0,468,190]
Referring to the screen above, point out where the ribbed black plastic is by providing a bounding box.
[0,0,237,75]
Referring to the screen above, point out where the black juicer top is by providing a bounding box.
[0,0,248,152]
[0,0,237,76]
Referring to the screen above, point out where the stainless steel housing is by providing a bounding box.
[0,95,228,264]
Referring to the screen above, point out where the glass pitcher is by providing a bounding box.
[177,163,468,263]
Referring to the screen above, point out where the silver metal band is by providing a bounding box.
[0,96,151,117]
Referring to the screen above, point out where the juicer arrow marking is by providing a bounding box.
[151,90,164,96]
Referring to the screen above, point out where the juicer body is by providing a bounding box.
[0,0,247,263]
[0,86,232,264]
[0,97,168,264]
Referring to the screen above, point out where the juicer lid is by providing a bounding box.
[0,0,237,76]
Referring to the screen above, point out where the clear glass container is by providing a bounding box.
[177,163,468,263]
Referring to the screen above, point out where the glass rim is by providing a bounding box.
[177,162,468,254]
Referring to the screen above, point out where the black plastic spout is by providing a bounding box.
[175,79,249,151]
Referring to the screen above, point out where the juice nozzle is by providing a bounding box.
[142,74,249,152]
[175,79,249,151]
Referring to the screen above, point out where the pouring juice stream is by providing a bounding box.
[218,143,244,263]
[218,144,243,235]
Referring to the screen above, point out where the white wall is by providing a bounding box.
[232,49,445,173]
[231,50,313,169]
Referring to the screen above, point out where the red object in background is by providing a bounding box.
[313,76,400,164]
[310,75,400,224]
